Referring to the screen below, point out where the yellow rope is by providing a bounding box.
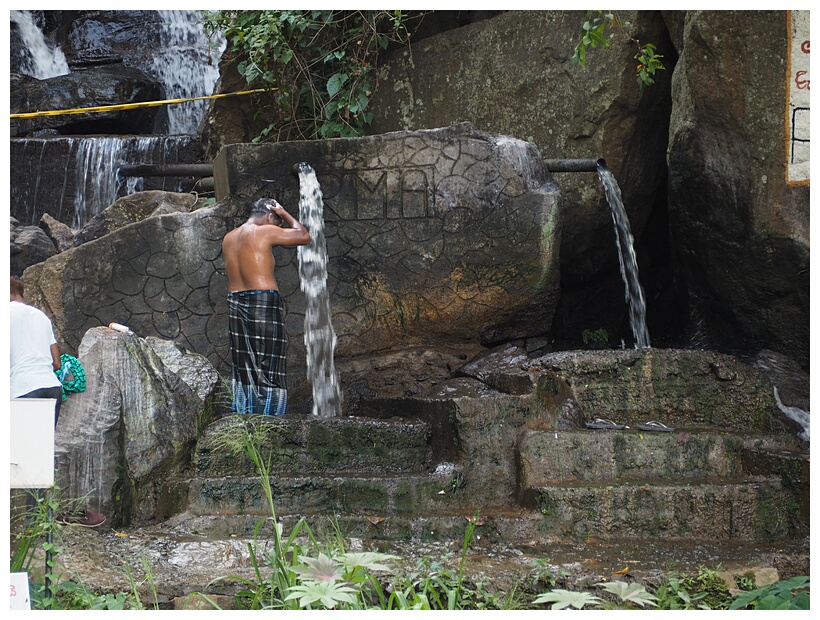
[10,87,276,120]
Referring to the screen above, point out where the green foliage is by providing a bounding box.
[635,42,665,88]
[653,575,711,610]
[54,581,131,610]
[532,581,660,610]
[572,11,615,68]
[572,10,665,88]
[680,565,734,609]
[201,10,414,140]
[388,552,510,610]
[285,550,400,609]
[582,327,609,349]
[728,576,810,610]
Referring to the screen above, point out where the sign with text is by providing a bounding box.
[10,572,31,610]
[10,399,56,489]
[787,10,809,184]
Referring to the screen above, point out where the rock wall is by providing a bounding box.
[666,11,810,368]
[364,10,676,346]
[214,123,562,352]
[337,9,809,368]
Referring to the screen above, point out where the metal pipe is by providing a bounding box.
[543,158,602,172]
[118,163,214,178]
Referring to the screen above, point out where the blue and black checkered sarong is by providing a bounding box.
[227,289,288,416]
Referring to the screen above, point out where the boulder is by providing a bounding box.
[73,190,199,246]
[20,199,229,373]
[39,212,76,252]
[10,217,56,276]
[9,64,164,137]
[54,327,218,525]
[215,122,562,354]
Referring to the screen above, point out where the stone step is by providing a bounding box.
[529,478,801,542]
[159,472,473,521]
[518,429,805,486]
[159,470,799,543]
[193,415,434,477]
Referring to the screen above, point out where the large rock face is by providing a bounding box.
[666,11,809,369]
[214,123,562,353]
[22,195,229,368]
[363,10,675,346]
[54,327,218,525]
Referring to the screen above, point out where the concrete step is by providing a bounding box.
[528,478,801,542]
[160,469,799,543]
[160,472,475,520]
[518,429,805,486]
[193,415,434,477]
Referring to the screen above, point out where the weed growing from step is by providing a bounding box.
[203,415,403,609]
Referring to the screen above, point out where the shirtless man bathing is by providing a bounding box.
[222,198,311,415]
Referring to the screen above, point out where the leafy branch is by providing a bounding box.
[572,10,665,88]
[202,10,415,141]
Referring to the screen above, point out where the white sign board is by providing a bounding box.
[10,399,56,489]
[786,10,809,184]
[10,572,31,610]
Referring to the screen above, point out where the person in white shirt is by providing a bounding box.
[10,275,105,527]
[10,274,63,423]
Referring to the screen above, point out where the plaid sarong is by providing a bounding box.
[227,290,288,416]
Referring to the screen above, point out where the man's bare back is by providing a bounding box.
[222,199,311,292]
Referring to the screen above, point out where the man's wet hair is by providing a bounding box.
[249,198,277,218]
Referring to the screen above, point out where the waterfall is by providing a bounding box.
[73,136,196,228]
[153,10,224,135]
[11,10,69,79]
[296,164,342,418]
[774,388,810,442]
[597,161,651,349]
[11,10,222,227]
[10,136,198,227]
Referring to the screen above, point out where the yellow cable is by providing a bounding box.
[10,87,276,120]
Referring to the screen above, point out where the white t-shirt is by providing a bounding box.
[10,300,62,398]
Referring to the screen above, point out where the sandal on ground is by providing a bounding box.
[584,418,628,430]
[637,420,675,432]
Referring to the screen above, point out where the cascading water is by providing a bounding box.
[10,10,69,79]
[73,136,198,228]
[152,10,224,135]
[11,10,223,227]
[596,160,651,349]
[296,163,342,418]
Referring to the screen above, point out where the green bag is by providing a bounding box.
[55,353,86,401]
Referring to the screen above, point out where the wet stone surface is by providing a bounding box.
[31,521,809,608]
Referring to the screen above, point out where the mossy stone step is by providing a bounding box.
[194,415,434,477]
[160,473,478,520]
[529,478,800,542]
[518,429,804,486]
